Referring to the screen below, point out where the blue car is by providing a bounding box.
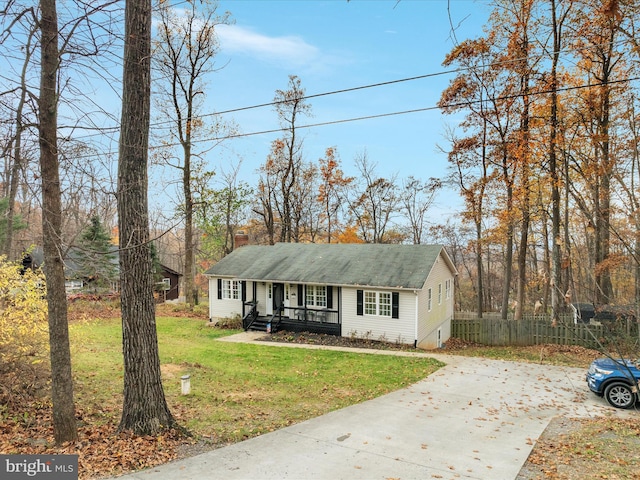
[586,358,640,409]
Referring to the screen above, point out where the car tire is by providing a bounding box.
[603,382,637,409]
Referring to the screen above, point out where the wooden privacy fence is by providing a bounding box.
[451,313,638,348]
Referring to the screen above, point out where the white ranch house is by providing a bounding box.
[205,243,457,349]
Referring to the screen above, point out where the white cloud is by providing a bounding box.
[217,24,321,68]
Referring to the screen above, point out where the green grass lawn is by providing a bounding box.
[70,317,443,444]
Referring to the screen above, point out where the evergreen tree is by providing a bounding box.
[76,216,117,292]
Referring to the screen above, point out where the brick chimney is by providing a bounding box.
[234,231,249,248]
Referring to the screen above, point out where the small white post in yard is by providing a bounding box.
[181,374,191,395]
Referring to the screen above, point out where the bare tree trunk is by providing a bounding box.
[153,2,231,305]
[5,118,24,258]
[183,142,195,306]
[515,0,531,321]
[117,0,176,435]
[515,178,530,320]
[500,157,514,320]
[475,220,484,318]
[474,121,489,318]
[595,82,614,304]
[549,0,563,326]
[636,221,640,335]
[4,24,35,259]
[540,190,551,312]
[39,0,78,445]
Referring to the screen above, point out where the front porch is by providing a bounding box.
[241,302,341,336]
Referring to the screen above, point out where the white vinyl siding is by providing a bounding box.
[342,288,413,344]
[416,250,455,349]
[209,277,245,320]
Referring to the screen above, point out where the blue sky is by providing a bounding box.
[0,0,492,222]
[188,0,492,218]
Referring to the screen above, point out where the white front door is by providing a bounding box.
[266,282,273,315]
[284,284,291,309]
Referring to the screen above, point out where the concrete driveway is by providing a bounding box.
[115,339,627,480]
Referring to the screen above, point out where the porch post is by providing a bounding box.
[414,290,419,348]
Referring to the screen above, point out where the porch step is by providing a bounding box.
[247,318,271,332]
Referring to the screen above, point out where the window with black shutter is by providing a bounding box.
[392,292,399,319]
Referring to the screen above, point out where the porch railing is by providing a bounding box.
[270,305,285,332]
[282,306,339,324]
[242,301,258,330]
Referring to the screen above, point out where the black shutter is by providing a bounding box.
[217,279,222,299]
[327,286,333,309]
[298,284,304,306]
[392,292,399,319]
[357,289,363,316]
[241,281,246,301]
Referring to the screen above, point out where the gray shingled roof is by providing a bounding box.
[204,243,451,290]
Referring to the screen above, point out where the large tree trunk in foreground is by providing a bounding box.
[39,0,78,445]
[117,0,176,435]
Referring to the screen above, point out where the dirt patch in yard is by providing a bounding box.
[160,363,184,379]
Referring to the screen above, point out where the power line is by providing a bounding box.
[152,76,640,145]
[65,75,640,160]
[3,9,635,154]
[65,35,636,144]
[66,67,464,142]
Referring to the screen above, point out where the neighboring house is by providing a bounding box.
[205,243,457,349]
[571,302,636,325]
[156,264,181,301]
[571,303,596,324]
[65,262,182,301]
[63,246,119,293]
[24,246,182,301]
[64,260,182,301]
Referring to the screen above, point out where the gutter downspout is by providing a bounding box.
[209,277,215,322]
[414,290,419,348]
